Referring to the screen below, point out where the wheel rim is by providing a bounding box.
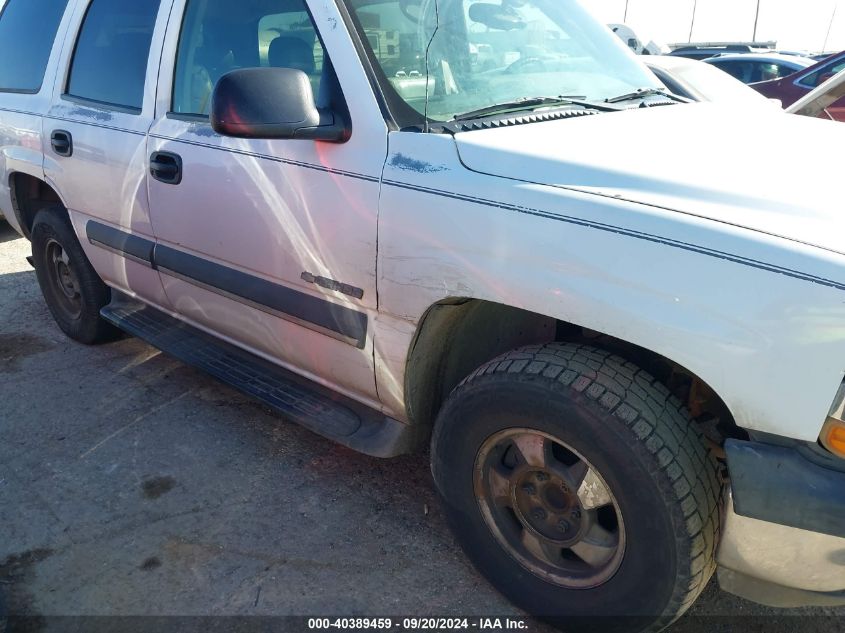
[44,239,83,320]
[475,428,626,589]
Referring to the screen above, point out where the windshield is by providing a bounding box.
[346,0,661,122]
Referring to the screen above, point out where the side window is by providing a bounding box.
[800,61,845,88]
[173,0,326,117]
[751,63,795,83]
[66,0,161,111]
[713,61,742,81]
[774,64,797,79]
[0,0,70,93]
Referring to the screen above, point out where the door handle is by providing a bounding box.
[150,151,183,185]
[51,130,73,157]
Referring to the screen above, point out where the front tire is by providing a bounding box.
[431,343,722,632]
[31,209,119,345]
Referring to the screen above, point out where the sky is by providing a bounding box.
[589,0,845,52]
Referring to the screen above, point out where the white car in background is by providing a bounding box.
[645,55,777,106]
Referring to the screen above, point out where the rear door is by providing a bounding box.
[43,0,173,309]
[146,0,389,405]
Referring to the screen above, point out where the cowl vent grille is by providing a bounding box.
[404,108,602,135]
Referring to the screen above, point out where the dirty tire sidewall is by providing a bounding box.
[31,209,118,345]
[431,344,721,632]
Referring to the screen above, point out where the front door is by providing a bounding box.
[147,0,388,405]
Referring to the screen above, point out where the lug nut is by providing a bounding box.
[571,509,582,520]
[521,483,537,496]
[557,519,571,533]
[536,472,550,482]
[532,508,548,521]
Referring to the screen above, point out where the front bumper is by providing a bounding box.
[717,440,845,606]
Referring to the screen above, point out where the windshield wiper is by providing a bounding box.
[605,87,688,104]
[452,95,618,122]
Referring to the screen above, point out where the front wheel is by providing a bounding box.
[431,343,722,632]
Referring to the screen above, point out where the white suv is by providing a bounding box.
[2,0,845,629]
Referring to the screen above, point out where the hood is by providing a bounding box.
[455,103,845,256]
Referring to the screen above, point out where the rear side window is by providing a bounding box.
[799,60,845,88]
[0,0,69,93]
[66,0,161,111]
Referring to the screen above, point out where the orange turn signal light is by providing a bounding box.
[821,418,845,459]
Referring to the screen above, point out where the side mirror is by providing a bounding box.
[211,67,349,142]
[468,3,526,31]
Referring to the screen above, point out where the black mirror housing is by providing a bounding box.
[211,67,349,142]
[468,2,526,31]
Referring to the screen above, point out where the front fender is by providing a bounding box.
[376,131,845,442]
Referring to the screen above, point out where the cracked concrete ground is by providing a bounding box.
[1,220,843,632]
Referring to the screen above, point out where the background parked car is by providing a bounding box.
[703,53,815,84]
[645,55,776,105]
[775,49,815,57]
[753,51,845,120]
[669,44,770,60]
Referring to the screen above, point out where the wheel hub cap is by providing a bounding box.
[512,468,585,545]
[475,429,626,589]
[44,239,83,319]
[57,260,77,298]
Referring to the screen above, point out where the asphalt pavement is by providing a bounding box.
[1,219,843,633]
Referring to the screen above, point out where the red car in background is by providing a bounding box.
[752,51,845,120]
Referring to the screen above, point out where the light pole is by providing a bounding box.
[823,2,838,52]
[624,0,629,22]
[689,0,698,42]
[753,0,761,41]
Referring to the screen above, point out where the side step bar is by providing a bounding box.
[101,293,421,458]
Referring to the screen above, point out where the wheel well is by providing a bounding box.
[9,173,64,239]
[405,298,744,448]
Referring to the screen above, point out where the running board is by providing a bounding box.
[101,293,420,458]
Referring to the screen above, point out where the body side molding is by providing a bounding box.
[85,220,367,348]
[86,221,155,267]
